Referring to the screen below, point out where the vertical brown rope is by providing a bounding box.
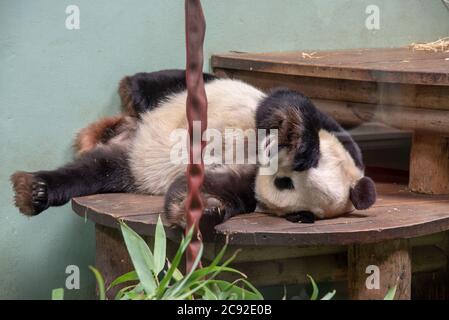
[184,0,207,272]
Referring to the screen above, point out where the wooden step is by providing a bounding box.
[72,182,449,246]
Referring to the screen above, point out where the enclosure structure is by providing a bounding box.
[72,47,449,300]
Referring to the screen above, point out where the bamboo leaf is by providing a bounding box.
[153,216,167,275]
[51,288,64,300]
[307,275,319,300]
[89,266,106,300]
[120,221,157,296]
[156,226,194,298]
[108,271,138,290]
[321,290,336,300]
[165,242,204,299]
[384,285,397,300]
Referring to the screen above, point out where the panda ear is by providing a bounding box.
[350,177,377,210]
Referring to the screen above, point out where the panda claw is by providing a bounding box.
[11,172,49,216]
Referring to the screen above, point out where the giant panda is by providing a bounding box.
[10,69,376,228]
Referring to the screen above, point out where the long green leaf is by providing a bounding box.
[108,271,138,290]
[321,290,336,300]
[156,226,194,298]
[166,260,183,281]
[164,242,204,299]
[176,244,234,289]
[212,279,261,300]
[115,284,137,300]
[384,285,397,300]
[153,216,167,275]
[201,285,218,300]
[174,248,242,300]
[51,288,64,300]
[89,266,106,300]
[307,275,319,300]
[120,222,157,296]
[124,284,145,300]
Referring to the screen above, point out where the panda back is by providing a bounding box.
[129,79,265,194]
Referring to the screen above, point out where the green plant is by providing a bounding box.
[54,216,262,300]
[383,285,397,300]
[52,215,398,301]
[307,275,336,300]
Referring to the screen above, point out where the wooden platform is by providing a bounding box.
[212,48,449,195]
[72,182,449,246]
[73,181,449,299]
[212,48,449,86]
[74,48,449,299]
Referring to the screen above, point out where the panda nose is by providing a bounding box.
[274,177,295,190]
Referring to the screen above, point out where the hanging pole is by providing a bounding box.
[184,0,207,272]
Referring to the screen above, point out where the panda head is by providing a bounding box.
[254,89,377,220]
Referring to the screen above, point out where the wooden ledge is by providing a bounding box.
[72,182,449,246]
[212,48,449,86]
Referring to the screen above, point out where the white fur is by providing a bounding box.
[129,79,266,194]
[255,129,364,218]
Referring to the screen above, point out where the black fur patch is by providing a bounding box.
[256,88,364,171]
[350,176,377,210]
[285,211,315,223]
[33,145,135,209]
[274,177,294,190]
[121,69,217,116]
[164,167,258,228]
[256,88,321,172]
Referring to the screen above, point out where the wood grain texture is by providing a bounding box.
[223,244,443,288]
[409,132,449,194]
[72,182,449,246]
[212,48,449,86]
[214,69,449,110]
[348,239,411,300]
[95,224,134,299]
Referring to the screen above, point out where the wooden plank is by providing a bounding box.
[412,245,448,273]
[221,243,444,288]
[212,48,449,86]
[214,202,449,246]
[71,194,182,241]
[72,182,449,246]
[314,99,449,135]
[225,253,347,287]
[348,239,411,300]
[409,132,449,194]
[214,69,449,110]
[95,224,134,299]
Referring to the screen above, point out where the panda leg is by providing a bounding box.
[164,167,257,230]
[11,146,134,216]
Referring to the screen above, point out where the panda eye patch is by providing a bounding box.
[274,177,295,190]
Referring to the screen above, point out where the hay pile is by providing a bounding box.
[410,37,449,53]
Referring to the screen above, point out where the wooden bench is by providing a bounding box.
[72,48,449,300]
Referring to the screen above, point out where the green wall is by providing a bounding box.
[1,0,448,299]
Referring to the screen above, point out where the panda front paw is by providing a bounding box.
[164,190,227,231]
[10,172,49,216]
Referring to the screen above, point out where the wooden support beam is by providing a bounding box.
[409,132,449,194]
[95,224,133,299]
[348,239,411,300]
[313,99,449,135]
